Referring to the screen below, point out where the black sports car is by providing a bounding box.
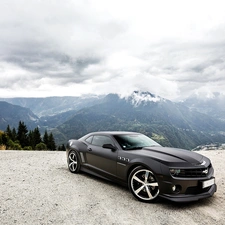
[66,131,216,202]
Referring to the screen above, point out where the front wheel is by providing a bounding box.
[128,166,159,202]
[68,150,80,173]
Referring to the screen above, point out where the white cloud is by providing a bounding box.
[0,0,225,100]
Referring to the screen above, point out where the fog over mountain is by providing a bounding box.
[182,92,225,121]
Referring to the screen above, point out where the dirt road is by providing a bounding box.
[0,150,224,225]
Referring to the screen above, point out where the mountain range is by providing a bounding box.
[182,93,225,121]
[0,101,39,130]
[0,95,103,117]
[1,91,225,149]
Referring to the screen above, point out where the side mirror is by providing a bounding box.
[102,144,117,151]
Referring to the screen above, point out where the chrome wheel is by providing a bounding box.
[68,150,80,173]
[129,167,159,202]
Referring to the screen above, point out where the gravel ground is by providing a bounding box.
[0,150,225,225]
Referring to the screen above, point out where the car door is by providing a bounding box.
[85,135,117,176]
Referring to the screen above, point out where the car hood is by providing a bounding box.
[132,146,205,166]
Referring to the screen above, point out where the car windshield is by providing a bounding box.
[113,134,161,150]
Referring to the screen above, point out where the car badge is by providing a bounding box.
[202,168,208,175]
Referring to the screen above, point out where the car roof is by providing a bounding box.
[87,131,140,135]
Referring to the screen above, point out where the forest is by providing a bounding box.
[0,121,65,151]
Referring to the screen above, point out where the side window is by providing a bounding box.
[92,135,114,147]
[85,136,93,144]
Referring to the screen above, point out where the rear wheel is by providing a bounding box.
[128,166,159,202]
[68,150,80,173]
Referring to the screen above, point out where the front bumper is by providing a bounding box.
[159,183,217,202]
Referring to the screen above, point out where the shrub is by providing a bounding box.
[35,143,47,150]
[23,146,33,150]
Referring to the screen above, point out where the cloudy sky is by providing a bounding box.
[1,0,225,100]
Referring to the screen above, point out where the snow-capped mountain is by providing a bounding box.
[124,91,163,107]
[54,92,225,149]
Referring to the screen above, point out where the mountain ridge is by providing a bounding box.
[1,91,225,149]
[0,95,104,117]
[0,101,39,131]
[53,92,225,149]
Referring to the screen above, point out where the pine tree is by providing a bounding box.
[28,131,34,149]
[33,127,42,146]
[17,121,29,148]
[1,132,9,146]
[27,128,42,149]
[11,128,17,141]
[6,125,12,139]
[43,130,49,147]
[2,122,57,151]
[57,144,66,151]
[48,133,56,150]
[61,144,66,151]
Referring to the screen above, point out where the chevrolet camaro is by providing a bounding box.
[66,131,216,202]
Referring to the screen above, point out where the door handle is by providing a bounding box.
[88,148,92,151]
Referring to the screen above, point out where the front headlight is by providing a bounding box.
[170,168,181,176]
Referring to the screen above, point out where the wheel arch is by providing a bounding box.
[127,163,151,181]
[66,139,86,162]
[126,159,161,182]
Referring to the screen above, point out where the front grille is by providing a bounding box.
[172,164,212,178]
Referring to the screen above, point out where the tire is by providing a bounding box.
[68,150,80,173]
[128,166,159,202]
